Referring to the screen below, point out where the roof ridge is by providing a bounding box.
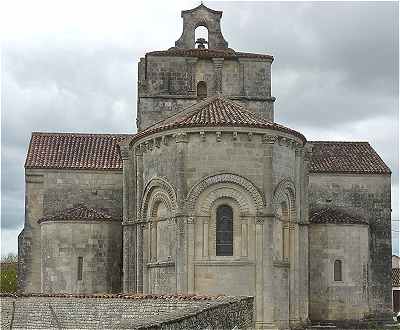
[31,132,134,137]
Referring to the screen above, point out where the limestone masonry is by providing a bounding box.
[17,4,392,329]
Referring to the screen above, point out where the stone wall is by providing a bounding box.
[309,173,392,319]
[19,169,123,293]
[0,294,254,329]
[137,56,274,130]
[40,221,122,293]
[309,223,369,320]
[125,126,308,328]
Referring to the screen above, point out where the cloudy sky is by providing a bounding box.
[1,1,399,257]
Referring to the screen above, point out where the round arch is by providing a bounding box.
[186,173,264,216]
[272,178,296,222]
[140,177,177,220]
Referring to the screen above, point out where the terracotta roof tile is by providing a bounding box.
[393,268,400,287]
[147,48,273,61]
[310,207,368,225]
[38,204,117,224]
[309,141,391,174]
[25,132,132,170]
[133,95,306,143]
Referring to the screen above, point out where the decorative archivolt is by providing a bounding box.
[196,186,254,216]
[272,178,296,222]
[140,177,177,220]
[186,173,264,215]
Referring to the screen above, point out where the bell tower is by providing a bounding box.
[174,4,228,49]
[136,4,275,131]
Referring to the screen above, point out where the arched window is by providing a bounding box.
[280,201,290,261]
[216,205,233,256]
[334,260,343,281]
[197,81,207,100]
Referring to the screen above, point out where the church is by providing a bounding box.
[18,4,393,329]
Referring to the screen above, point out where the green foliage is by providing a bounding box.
[1,253,18,292]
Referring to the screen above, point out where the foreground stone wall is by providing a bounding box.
[19,169,123,293]
[309,173,392,319]
[0,294,254,329]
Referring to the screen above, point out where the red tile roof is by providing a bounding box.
[147,48,274,61]
[25,132,132,170]
[133,95,306,143]
[393,268,400,287]
[310,207,368,225]
[309,141,391,174]
[24,117,389,175]
[37,204,117,224]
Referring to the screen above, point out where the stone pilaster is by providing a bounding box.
[187,216,195,293]
[174,133,188,293]
[212,58,224,94]
[175,214,188,293]
[121,145,135,293]
[186,58,198,95]
[122,223,136,293]
[255,216,264,327]
[261,135,277,328]
[24,171,45,293]
[239,59,245,96]
[142,223,149,293]
[136,147,144,219]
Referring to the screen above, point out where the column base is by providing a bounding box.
[255,320,279,329]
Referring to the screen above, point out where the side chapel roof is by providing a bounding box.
[309,207,368,225]
[37,204,117,224]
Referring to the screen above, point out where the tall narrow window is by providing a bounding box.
[197,81,207,100]
[334,259,342,281]
[77,256,83,281]
[216,205,233,256]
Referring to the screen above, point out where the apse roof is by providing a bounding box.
[37,204,117,224]
[309,141,391,175]
[133,95,306,143]
[309,207,368,225]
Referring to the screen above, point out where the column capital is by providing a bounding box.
[174,132,188,143]
[120,145,130,160]
[262,134,278,145]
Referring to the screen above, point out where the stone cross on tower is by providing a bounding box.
[175,4,229,49]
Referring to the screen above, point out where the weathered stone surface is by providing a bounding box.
[309,173,392,320]
[0,294,254,329]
